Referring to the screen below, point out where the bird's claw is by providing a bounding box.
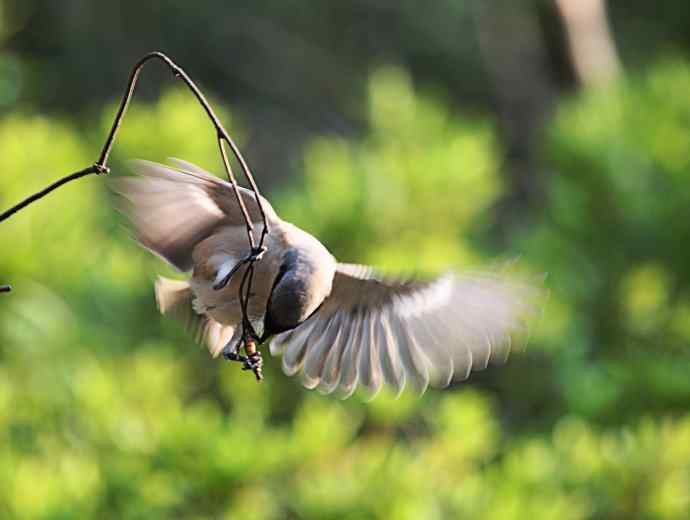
[222,343,263,381]
[222,350,247,363]
[242,352,263,381]
[241,351,262,371]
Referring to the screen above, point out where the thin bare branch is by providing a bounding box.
[0,165,106,223]
[2,51,270,241]
[218,136,256,248]
[1,52,269,377]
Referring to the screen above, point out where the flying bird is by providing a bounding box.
[113,159,543,398]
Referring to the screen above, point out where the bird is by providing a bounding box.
[113,159,544,399]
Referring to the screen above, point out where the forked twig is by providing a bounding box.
[0,52,267,380]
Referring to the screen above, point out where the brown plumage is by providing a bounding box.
[113,159,544,398]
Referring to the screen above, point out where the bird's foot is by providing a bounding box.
[221,339,264,381]
[242,351,263,381]
[222,338,245,362]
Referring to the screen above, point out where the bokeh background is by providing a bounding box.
[2,1,690,518]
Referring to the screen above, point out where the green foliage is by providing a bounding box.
[2,62,690,519]
[523,60,690,423]
[279,67,500,272]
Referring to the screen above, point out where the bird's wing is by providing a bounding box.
[111,159,279,271]
[270,263,544,398]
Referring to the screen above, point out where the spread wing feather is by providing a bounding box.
[271,263,544,398]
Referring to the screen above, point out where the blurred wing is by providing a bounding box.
[270,263,544,399]
[112,159,278,271]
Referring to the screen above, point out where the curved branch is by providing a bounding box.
[0,51,270,348]
[1,51,270,242]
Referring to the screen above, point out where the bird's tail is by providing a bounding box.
[155,276,194,317]
[155,276,235,357]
